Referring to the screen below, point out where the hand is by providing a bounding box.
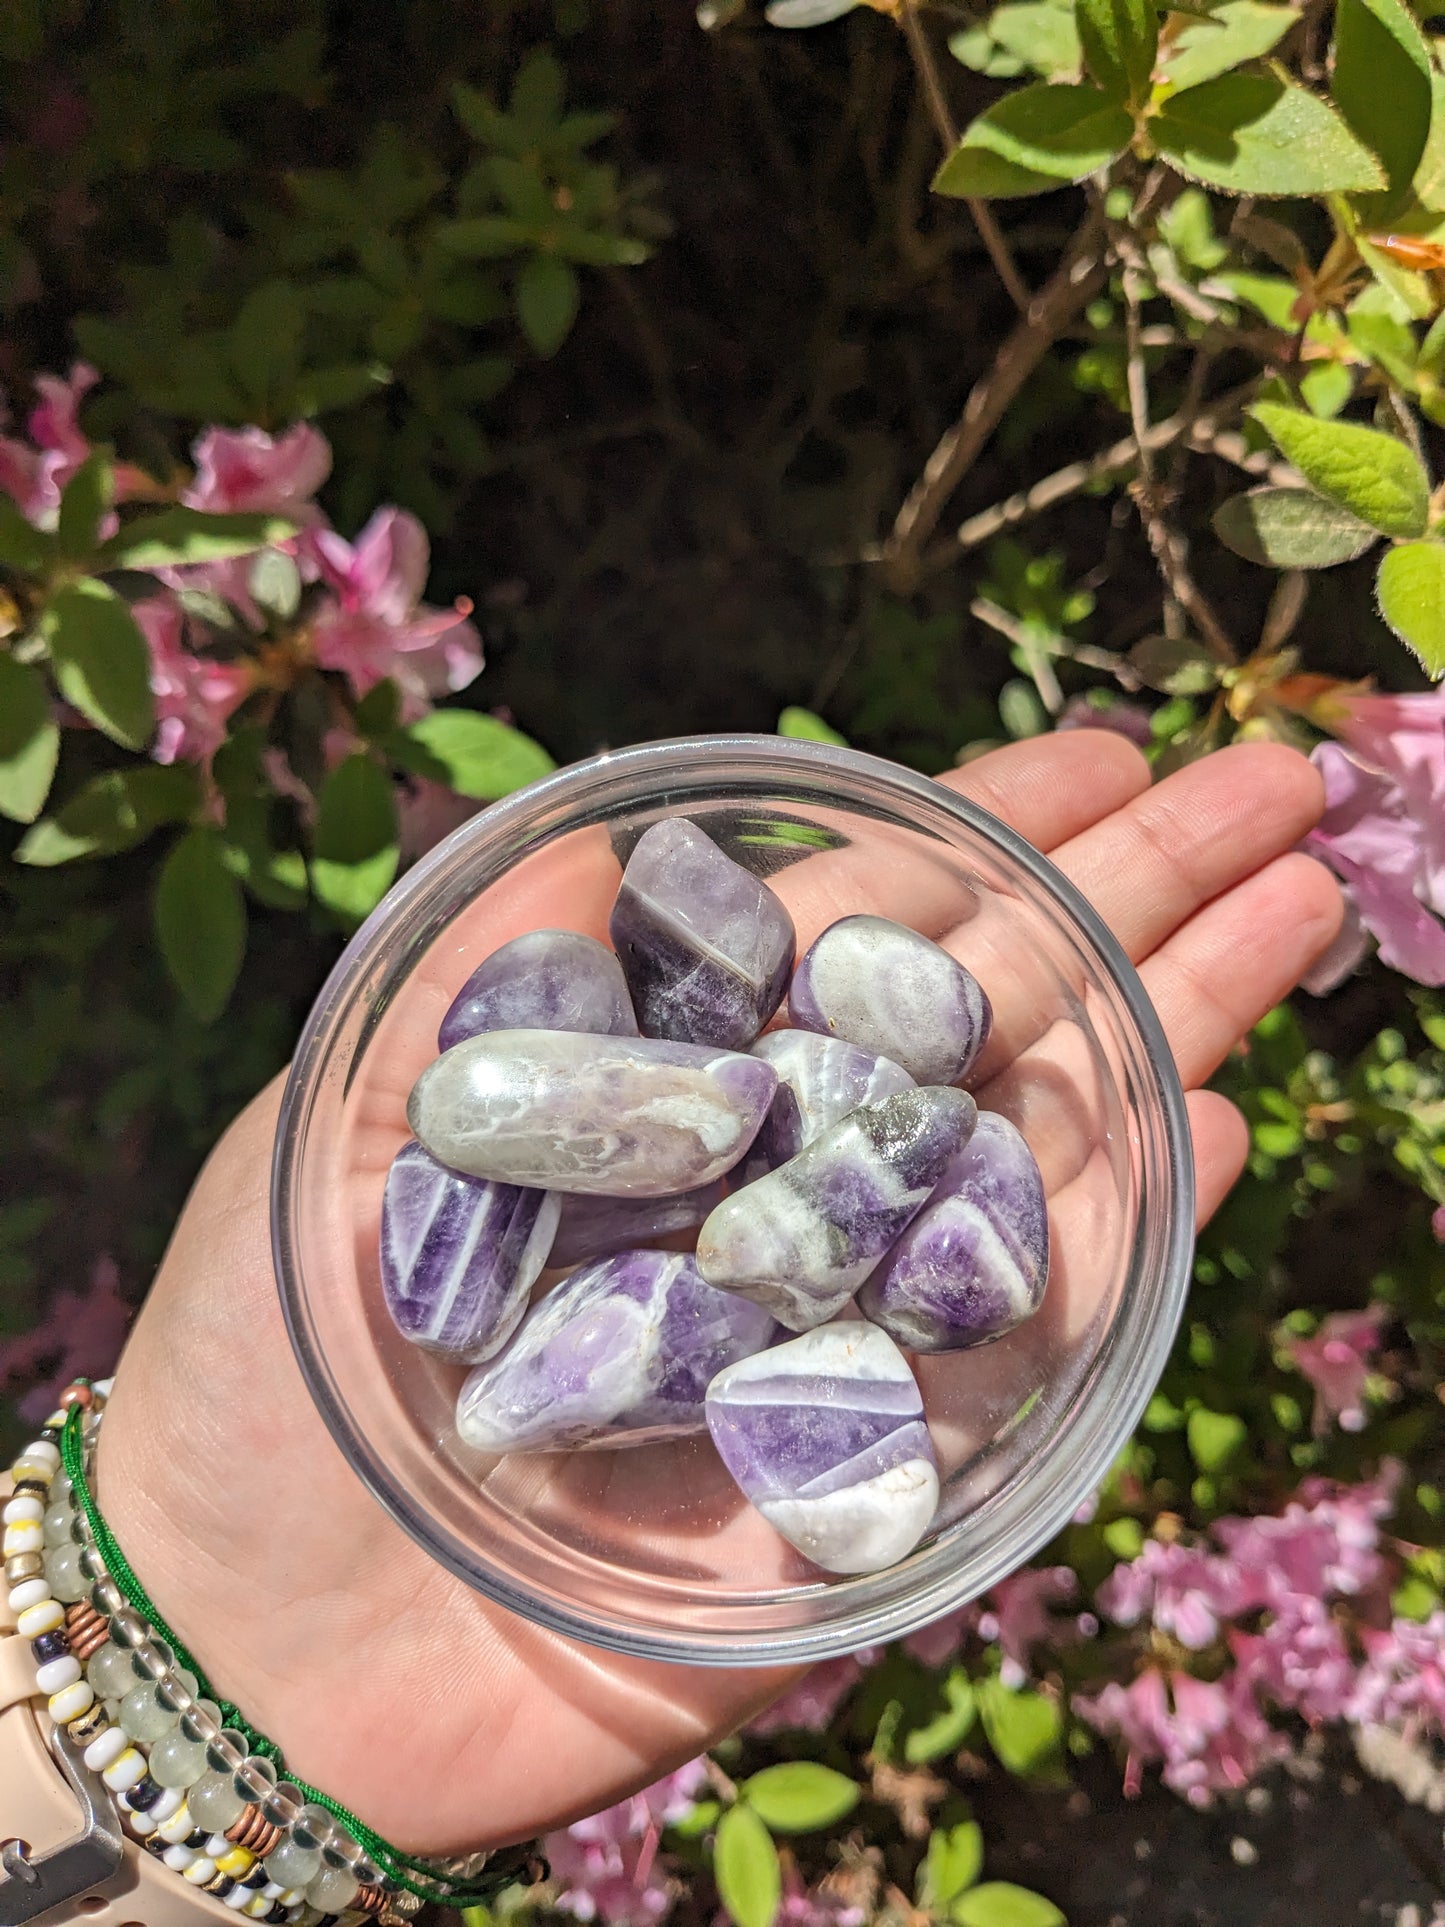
[97,732,1341,1854]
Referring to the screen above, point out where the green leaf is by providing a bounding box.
[977,1680,1064,1778]
[1159,0,1294,93]
[741,1764,860,1833]
[221,797,309,911]
[1414,73,1445,211]
[933,148,1074,199]
[100,508,297,571]
[229,280,305,410]
[1300,361,1355,420]
[311,754,399,926]
[1151,75,1386,195]
[392,710,555,800]
[1377,541,1445,676]
[249,548,302,619]
[988,2,1082,79]
[435,216,532,258]
[1187,1405,1247,1471]
[919,1820,985,1910]
[0,495,50,572]
[945,82,1132,183]
[1128,632,1222,694]
[713,1805,780,1927]
[778,705,846,744]
[1331,0,1432,203]
[0,654,58,822]
[1212,487,1378,567]
[905,1669,978,1764]
[1076,0,1157,104]
[57,454,113,562]
[15,765,198,865]
[952,1882,1067,1927]
[1248,402,1430,536]
[41,579,156,750]
[516,256,580,358]
[154,827,247,1022]
[354,679,402,738]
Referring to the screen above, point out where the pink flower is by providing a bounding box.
[776,1861,866,1927]
[976,1567,1076,1684]
[1305,729,1445,987]
[1232,1596,1359,1725]
[903,1605,978,1669]
[134,597,252,766]
[1352,1613,1445,1732]
[748,1657,869,1736]
[545,1764,706,1927]
[1096,1539,1244,1650]
[1056,697,1153,746]
[1076,1668,1287,1807]
[0,361,98,522]
[307,507,483,709]
[1433,1205,1445,1243]
[183,423,332,516]
[1072,1669,1173,1797]
[0,1255,132,1423]
[1285,1305,1388,1434]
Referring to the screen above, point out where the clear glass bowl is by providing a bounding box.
[273,735,1193,1665]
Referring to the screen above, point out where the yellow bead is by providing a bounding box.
[3,1522,43,1557]
[48,1679,95,1724]
[184,1857,219,1885]
[216,1849,255,1877]
[102,1747,147,1793]
[157,1802,194,1845]
[16,1599,64,1638]
[10,1460,53,1486]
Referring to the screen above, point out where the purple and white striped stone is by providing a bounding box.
[749,1030,915,1172]
[695,1086,977,1330]
[380,1140,560,1363]
[549,1183,726,1269]
[456,1249,779,1452]
[788,915,991,1086]
[610,819,796,1050]
[408,1029,778,1197]
[858,1112,1049,1351]
[437,929,637,1053]
[705,1323,938,1574]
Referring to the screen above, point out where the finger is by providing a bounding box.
[939,728,1152,849]
[1139,851,1344,1090]
[1188,1088,1250,1228]
[1050,742,1325,963]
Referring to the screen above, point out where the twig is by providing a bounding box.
[1122,267,1238,663]
[882,211,1108,586]
[898,0,1032,316]
[971,596,1065,712]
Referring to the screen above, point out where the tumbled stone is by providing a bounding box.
[549,1182,726,1269]
[408,1029,778,1197]
[705,1322,938,1574]
[438,929,637,1052]
[456,1250,779,1452]
[695,1086,977,1329]
[750,1030,915,1170]
[380,1140,560,1362]
[859,1112,1049,1351]
[788,914,991,1085]
[610,819,796,1049]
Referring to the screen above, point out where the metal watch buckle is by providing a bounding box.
[0,1725,124,1924]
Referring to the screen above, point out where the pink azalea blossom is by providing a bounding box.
[1076,1667,1287,1806]
[1305,723,1445,987]
[903,1606,978,1670]
[1433,1205,1445,1243]
[1232,1596,1359,1726]
[134,597,252,766]
[0,361,98,522]
[1096,1538,1245,1651]
[183,423,332,516]
[307,506,483,709]
[0,1255,133,1423]
[976,1567,1076,1685]
[1352,1613,1445,1732]
[1072,1668,1173,1798]
[545,1763,706,1927]
[1285,1305,1389,1434]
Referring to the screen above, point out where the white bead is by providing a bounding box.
[150,1787,185,1824]
[207,1835,232,1858]
[47,1679,94,1723]
[225,1886,253,1911]
[277,1891,306,1908]
[16,1600,64,1638]
[128,1809,158,1837]
[35,1655,81,1694]
[184,1857,218,1885]
[23,1441,61,1471]
[3,1495,44,1524]
[83,1726,129,1772]
[157,1801,194,1844]
[262,1883,285,1901]
[102,1746,147,1792]
[8,1578,50,1614]
[164,1844,198,1873]
[4,1522,44,1556]
[93,1379,115,1399]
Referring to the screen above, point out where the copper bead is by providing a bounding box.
[59,1385,93,1411]
[226,1806,283,1858]
[63,1601,109,1663]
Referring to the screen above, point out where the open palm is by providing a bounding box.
[96,731,1341,1856]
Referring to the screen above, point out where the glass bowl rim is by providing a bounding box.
[272,732,1195,1664]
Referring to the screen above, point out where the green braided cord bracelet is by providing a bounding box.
[61,1406,538,1908]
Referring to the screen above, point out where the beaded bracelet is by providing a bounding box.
[4,1380,542,1921]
